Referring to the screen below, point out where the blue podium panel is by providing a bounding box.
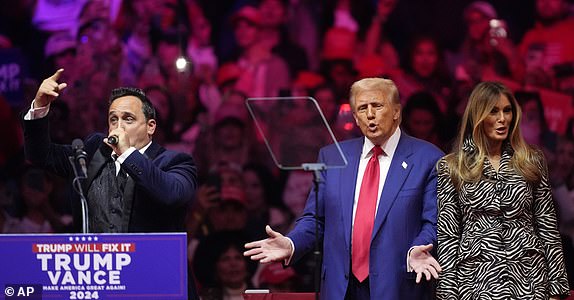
[0,233,187,299]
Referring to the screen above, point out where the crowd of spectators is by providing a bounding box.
[1,0,574,296]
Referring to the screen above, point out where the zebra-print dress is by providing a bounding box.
[436,141,570,300]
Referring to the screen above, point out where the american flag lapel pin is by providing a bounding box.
[402,161,408,169]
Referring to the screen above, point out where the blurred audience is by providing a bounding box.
[402,91,450,152]
[0,175,19,233]
[13,167,72,233]
[393,35,453,112]
[515,90,558,161]
[192,231,257,300]
[230,6,291,98]
[448,1,524,82]
[257,0,309,78]
[519,0,574,90]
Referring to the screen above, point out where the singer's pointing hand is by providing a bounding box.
[244,225,292,264]
[34,69,67,108]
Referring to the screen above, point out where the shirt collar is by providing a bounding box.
[138,141,153,154]
[361,127,401,159]
[111,141,153,160]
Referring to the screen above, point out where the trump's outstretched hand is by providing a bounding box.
[409,244,442,283]
[244,225,292,264]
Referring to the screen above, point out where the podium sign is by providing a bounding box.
[0,233,187,299]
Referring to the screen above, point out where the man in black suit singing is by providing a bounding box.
[23,69,199,299]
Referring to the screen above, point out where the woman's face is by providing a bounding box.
[216,247,247,289]
[412,40,438,78]
[314,88,337,122]
[465,10,489,42]
[191,16,212,46]
[243,170,266,212]
[482,94,513,147]
[282,171,312,217]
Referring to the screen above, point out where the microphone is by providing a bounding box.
[72,139,88,177]
[107,135,118,145]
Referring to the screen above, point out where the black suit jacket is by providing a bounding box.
[23,116,198,233]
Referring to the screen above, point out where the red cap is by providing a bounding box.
[220,186,247,206]
[258,263,297,285]
[321,27,357,60]
[216,63,242,86]
[293,71,325,90]
[355,54,386,78]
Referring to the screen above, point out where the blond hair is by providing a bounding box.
[444,81,542,188]
[349,78,400,110]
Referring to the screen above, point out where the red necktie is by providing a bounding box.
[352,146,382,282]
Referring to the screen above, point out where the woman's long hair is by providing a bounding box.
[444,81,542,188]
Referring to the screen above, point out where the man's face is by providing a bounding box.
[352,90,400,145]
[234,20,259,48]
[215,122,244,149]
[108,96,155,149]
[259,0,286,28]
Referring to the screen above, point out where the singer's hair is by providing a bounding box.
[109,87,156,121]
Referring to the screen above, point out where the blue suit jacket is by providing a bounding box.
[287,134,443,299]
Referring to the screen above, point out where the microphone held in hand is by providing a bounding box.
[107,135,119,145]
[72,139,88,177]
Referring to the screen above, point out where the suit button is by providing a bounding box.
[344,274,349,280]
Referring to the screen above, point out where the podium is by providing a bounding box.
[0,233,188,299]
